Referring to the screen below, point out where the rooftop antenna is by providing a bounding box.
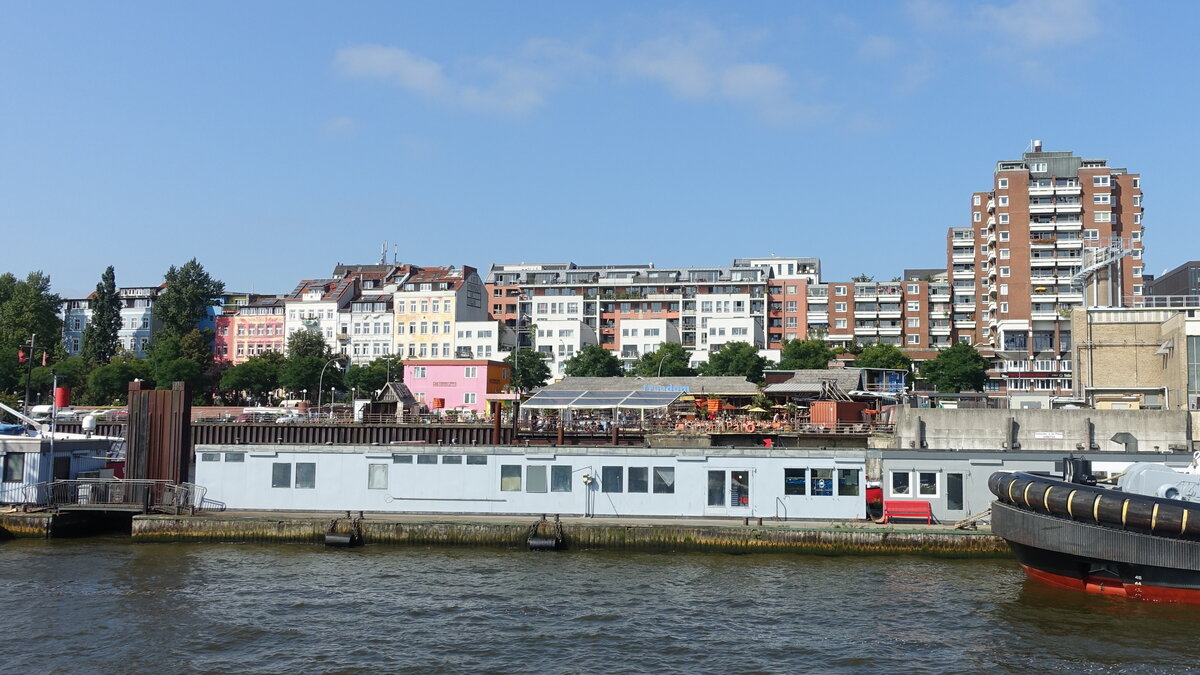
[380,241,388,265]
[393,245,399,265]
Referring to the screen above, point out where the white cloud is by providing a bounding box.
[617,22,818,124]
[977,0,1102,45]
[324,115,357,135]
[333,39,594,115]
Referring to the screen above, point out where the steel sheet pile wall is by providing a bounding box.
[190,423,509,446]
[126,381,191,483]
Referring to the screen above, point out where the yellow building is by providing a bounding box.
[393,265,487,359]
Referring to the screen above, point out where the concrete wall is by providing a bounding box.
[892,407,1191,453]
[195,444,867,521]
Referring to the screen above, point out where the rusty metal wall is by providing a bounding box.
[125,381,191,483]
[190,423,512,446]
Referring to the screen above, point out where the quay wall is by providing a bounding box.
[0,513,53,538]
[132,515,1008,555]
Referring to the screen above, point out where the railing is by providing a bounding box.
[516,418,895,436]
[0,479,213,514]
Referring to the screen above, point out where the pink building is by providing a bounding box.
[215,297,287,365]
[403,359,510,415]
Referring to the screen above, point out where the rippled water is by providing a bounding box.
[1,539,1197,673]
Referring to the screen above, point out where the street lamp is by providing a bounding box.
[317,357,344,421]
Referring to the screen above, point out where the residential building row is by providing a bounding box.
[57,142,1200,407]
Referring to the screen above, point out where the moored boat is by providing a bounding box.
[990,456,1200,602]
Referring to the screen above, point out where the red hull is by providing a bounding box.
[1021,564,1200,604]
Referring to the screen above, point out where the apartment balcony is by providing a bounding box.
[1030,238,1056,249]
[1056,222,1083,231]
[953,302,976,313]
[877,307,902,319]
[1056,203,1083,214]
[645,292,681,301]
[953,269,975,280]
[1029,203,1055,214]
[1057,239,1083,249]
[953,320,976,329]
[1031,309,1062,321]
[987,199,995,211]
[987,216,997,227]
[930,325,951,335]
[952,252,975,263]
[1028,185,1054,196]
[854,326,880,337]
[806,312,828,322]
[1029,222,1056,233]
[1058,292,1083,303]
[877,326,902,337]
[1030,257,1058,267]
[929,292,951,302]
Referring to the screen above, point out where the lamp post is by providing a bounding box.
[22,333,35,416]
[317,357,343,421]
[657,349,670,377]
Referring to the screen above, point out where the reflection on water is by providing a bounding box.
[0,539,1195,673]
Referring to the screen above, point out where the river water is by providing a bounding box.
[1,539,1195,673]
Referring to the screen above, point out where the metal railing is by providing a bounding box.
[0,479,213,514]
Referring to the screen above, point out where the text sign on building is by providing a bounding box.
[1034,431,1064,440]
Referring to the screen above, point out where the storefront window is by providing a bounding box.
[838,469,859,497]
[891,471,911,496]
[500,465,522,491]
[811,469,833,496]
[707,471,725,506]
[784,468,807,495]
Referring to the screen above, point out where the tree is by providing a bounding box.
[697,341,769,383]
[279,356,344,401]
[153,258,225,339]
[853,343,912,372]
[287,329,332,360]
[0,271,63,354]
[778,338,835,370]
[84,356,153,405]
[220,355,282,403]
[505,348,551,393]
[563,345,623,377]
[344,356,401,397]
[920,342,989,393]
[81,266,121,367]
[851,273,874,282]
[631,342,694,377]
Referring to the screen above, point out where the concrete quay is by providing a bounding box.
[126,510,1009,555]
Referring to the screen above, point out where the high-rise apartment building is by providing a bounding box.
[956,141,1144,395]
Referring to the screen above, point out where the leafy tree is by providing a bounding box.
[505,348,551,393]
[178,329,215,370]
[279,356,344,401]
[344,356,401,397]
[81,266,121,366]
[853,343,912,372]
[84,356,154,405]
[153,258,225,339]
[778,338,835,370]
[562,345,623,377]
[851,273,874,282]
[26,357,91,403]
[287,329,332,360]
[920,342,989,393]
[697,341,769,383]
[156,358,205,393]
[0,271,63,353]
[631,342,694,377]
[220,354,282,403]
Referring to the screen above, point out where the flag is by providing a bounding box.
[17,349,25,363]
[42,351,48,366]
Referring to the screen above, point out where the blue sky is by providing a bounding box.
[3,1,1198,298]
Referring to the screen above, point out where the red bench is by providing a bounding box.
[882,500,933,524]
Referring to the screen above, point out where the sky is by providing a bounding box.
[3,0,1199,298]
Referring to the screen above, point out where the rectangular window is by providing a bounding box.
[442,455,463,464]
[201,452,221,462]
[271,463,291,488]
[224,452,245,463]
[295,463,316,489]
[551,465,572,492]
[628,467,649,493]
[466,455,487,465]
[998,214,1009,224]
[973,195,982,206]
[526,465,548,493]
[368,464,388,490]
[1000,267,1011,277]
[834,302,847,312]
[999,249,1010,259]
[464,366,477,378]
[998,178,1008,189]
[999,231,1010,242]
[947,473,964,511]
[835,286,846,296]
[392,454,414,463]
[784,468,807,495]
[417,455,438,465]
[653,467,675,494]
[890,471,911,496]
[973,212,981,222]
[998,196,1009,206]
[1094,211,1111,223]
[3,453,25,482]
[1093,175,1110,186]
[707,471,725,506]
[907,301,920,311]
[602,466,623,492]
[838,469,860,497]
[1093,193,1111,205]
[811,469,834,496]
[918,471,938,497]
[500,465,522,491]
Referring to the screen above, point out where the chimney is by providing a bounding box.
[1032,139,1042,152]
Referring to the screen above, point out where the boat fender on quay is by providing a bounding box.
[325,511,365,548]
[527,515,565,551]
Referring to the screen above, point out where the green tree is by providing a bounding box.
[0,271,63,354]
[279,356,344,401]
[920,342,989,393]
[81,266,121,366]
[153,258,225,339]
[220,354,282,403]
[631,342,694,377]
[505,348,551,393]
[697,341,769,383]
[562,345,623,377]
[286,329,332,360]
[84,356,154,405]
[778,338,835,370]
[343,356,401,397]
[853,343,912,371]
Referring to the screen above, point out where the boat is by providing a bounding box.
[990,455,1200,603]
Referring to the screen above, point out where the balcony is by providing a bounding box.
[954,320,977,329]
[806,312,828,322]
[1057,239,1083,249]
[953,269,975,280]
[952,252,975,263]
[930,325,951,335]
[1029,202,1055,214]
[877,306,902,319]
[1028,184,1054,196]
[1056,203,1083,214]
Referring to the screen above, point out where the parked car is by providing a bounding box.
[275,413,306,424]
[234,413,277,423]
